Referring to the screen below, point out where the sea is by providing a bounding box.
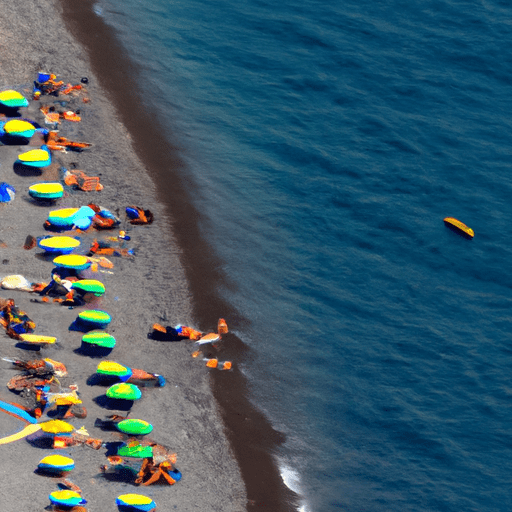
[91,0,512,510]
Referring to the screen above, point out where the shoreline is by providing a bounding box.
[0,0,297,510]
[59,1,298,509]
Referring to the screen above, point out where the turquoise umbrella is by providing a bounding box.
[116,494,156,511]
[49,490,86,507]
[38,454,75,473]
[0,90,29,108]
[17,145,51,167]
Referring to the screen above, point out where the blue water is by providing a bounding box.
[95,0,512,510]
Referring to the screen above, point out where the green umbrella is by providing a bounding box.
[4,119,35,138]
[78,310,111,328]
[117,442,153,459]
[82,331,116,348]
[116,419,153,436]
[72,279,105,296]
[106,383,141,401]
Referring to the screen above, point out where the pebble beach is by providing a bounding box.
[0,0,247,510]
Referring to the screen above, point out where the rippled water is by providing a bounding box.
[96,0,512,510]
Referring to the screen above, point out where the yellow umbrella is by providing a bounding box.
[40,419,74,434]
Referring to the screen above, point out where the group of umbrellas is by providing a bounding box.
[0,82,162,511]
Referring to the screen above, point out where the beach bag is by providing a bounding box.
[0,182,15,202]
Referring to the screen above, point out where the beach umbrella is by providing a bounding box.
[71,205,97,230]
[116,494,156,511]
[97,361,132,381]
[72,279,105,296]
[47,207,80,227]
[38,454,74,472]
[17,145,51,167]
[116,419,153,436]
[47,205,95,229]
[78,309,112,328]
[82,330,116,348]
[4,119,35,138]
[117,443,153,459]
[107,383,141,401]
[40,419,74,434]
[38,235,79,254]
[0,90,29,108]
[53,254,91,271]
[29,182,64,200]
[49,490,86,507]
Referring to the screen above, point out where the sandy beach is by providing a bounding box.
[0,0,247,510]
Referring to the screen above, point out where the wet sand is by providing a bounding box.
[0,0,296,511]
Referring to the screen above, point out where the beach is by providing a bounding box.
[0,0,249,510]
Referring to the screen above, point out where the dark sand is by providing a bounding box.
[0,0,296,511]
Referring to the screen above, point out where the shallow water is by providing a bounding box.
[96,0,512,510]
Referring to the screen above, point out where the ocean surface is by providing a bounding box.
[93,0,512,510]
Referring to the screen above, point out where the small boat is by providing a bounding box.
[443,217,474,239]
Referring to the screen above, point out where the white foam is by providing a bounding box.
[279,462,311,512]
[93,3,104,17]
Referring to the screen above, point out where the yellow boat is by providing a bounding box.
[443,217,474,239]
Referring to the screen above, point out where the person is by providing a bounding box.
[39,273,72,299]
[0,299,36,337]
[126,206,154,225]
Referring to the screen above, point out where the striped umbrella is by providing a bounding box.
[106,383,141,401]
[97,361,132,381]
[47,207,80,227]
[82,331,116,348]
[116,419,153,436]
[78,310,112,328]
[72,279,105,296]
[53,254,91,271]
[117,443,153,459]
[17,145,51,167]
[49,490,86,507]
[0,90,29,108]
[38,235,79,253]
[38,454,74,472]
[116,494,156,511]
[29,182,64,200]
[3,119,35,138]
